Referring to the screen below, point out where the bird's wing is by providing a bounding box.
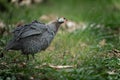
[12,20,47,40]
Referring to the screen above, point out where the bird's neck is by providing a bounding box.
[54,22,61,32]
[48,21,61,33]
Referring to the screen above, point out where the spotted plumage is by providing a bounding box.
[1,17,67,60]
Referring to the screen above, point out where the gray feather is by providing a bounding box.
[4,19,63,60]
[13,20,47,40]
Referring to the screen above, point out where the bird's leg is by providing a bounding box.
[26,54,29,61]
[31,54,37,63]
[31,54,35,60]
[13,54,21,62]
[32,54,37,62]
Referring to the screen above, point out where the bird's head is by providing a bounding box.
[57,17,67,24]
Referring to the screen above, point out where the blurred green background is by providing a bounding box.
[0,0,120,80]
[1,0,120,27]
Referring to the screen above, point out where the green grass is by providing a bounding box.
[0,0,120,80]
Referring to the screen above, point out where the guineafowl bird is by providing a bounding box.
[0,17,67,60]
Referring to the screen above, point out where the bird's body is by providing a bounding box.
[1,18,67,60]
